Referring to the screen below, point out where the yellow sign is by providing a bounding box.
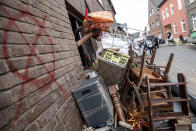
[102,50,129,66]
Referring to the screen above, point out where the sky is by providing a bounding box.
[111,0,148,33]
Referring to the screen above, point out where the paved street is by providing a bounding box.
[155,45,196,96]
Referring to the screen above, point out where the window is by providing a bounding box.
[165,8,169,17]
[149,12,152,16]
[170,4,174,15]
[152,9,154,15]
[152,23,155,28]
[181,19,186,32]
[177,0,182,10]
[173,23,178,34]
[190,0,194,3]
[156,19,160,26]
[192,15,196,30]
[158,33,162,39]
[98,0,104,7]
[162,11,165,20]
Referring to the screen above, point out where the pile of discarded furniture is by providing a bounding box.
[72,47,192,131]
[72,10,192,131]
[119,47,192,131]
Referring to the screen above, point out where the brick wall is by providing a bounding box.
[0,0,85,130]
[159,0,189,39]
[148,0,162,38]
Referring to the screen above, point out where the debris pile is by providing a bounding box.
[72,11,192,131]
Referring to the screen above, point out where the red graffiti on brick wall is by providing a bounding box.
[0,4,67,122]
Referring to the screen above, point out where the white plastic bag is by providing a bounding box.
[101,32,130,55]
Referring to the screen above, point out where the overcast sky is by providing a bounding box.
[111,0,148,33]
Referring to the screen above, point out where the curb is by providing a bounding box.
[160,43,195,47]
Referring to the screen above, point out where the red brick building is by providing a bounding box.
[158,0,189,41]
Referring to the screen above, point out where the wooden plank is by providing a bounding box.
[153,112,190,121]
[151,97,189,103]
[149,82,185,87]
[142,89,165,95]
[146,65,167,68]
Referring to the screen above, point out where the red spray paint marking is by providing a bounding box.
[0,4,67,123]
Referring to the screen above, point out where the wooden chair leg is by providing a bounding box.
[164,75,174,110]
[146,76,154,131]
[177,73,191,116]
[137,50,146,87]
[163,53,174,80]
[149,47,157,65]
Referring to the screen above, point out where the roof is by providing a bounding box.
[157,0,167,8]
[149,0,165,10]
[108,0,116,15]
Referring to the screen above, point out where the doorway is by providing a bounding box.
[164,24,172,39]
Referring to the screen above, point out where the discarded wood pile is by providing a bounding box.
[114,47,192,131]
[73,47,192,131]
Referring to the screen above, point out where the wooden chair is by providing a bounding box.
[128,50,175,111]
[146,73,192,131]
[129,49,174,87]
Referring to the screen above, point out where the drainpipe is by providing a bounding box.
[184,0,191,35]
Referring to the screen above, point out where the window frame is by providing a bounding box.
[177,0,182,10]
[192,15,196,30]
[190,0,194,3]
[152,23,155,28]
[152,9,154,15]
[181,19,186,32]
[170,4,174,15]
[162,11,165,20]
[156,19,160,26]
[165,8,169,18]
[173,23,178,34]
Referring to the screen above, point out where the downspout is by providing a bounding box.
[158,9,164,40]
[184,0,191,34]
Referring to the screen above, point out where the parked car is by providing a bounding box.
[187,37,196,45]
[187,32,196,45]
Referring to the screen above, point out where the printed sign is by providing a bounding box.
[102,50,129,66]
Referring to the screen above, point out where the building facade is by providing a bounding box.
[0,0,115,130]
[158,0,189,41]
[185,0,196,34]
[148,0,163,39]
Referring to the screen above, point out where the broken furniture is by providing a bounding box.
[119,48,191,130]
[108,85,126,122]
[129,48,174,86]
[146,73,192,131]
[72,77,114,128]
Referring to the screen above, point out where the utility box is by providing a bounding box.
[72,77,113,128]
[98,49,129,86]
